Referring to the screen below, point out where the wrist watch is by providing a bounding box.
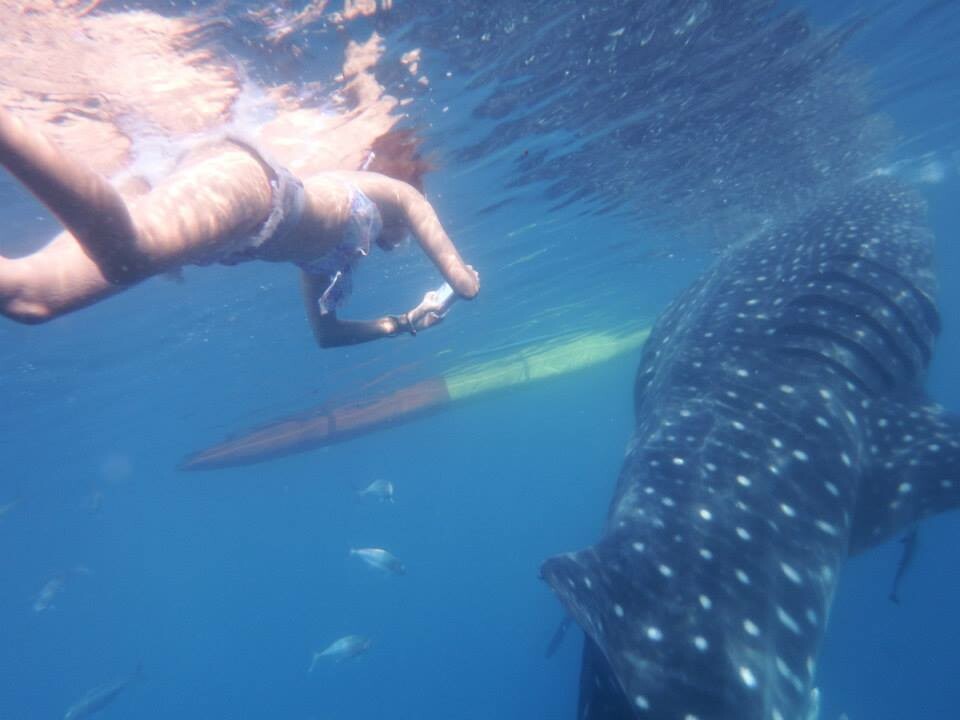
[388,313,416,336]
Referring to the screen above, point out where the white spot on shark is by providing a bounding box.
[777,606,801,634]
[815,520,838,536]
[781,562,802,583]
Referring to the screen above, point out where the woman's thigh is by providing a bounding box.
[130,145,275,266]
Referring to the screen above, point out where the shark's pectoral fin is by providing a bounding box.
[542,544,655,717]
[540,549,631,719]
[541,536,736,718]
[850,396,960,554]
[541,547,612,658]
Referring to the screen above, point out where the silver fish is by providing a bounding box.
[0,496,19,520]
[82,490,104,516]
[308,635,372,670]
[358,479,394,503]
[32,576,64,613]
[349,547,406,575]
[64,664,141,720]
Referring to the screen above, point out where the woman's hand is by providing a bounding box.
[350,174,480,301]
[407,289,448,331]
[451,264,480,299]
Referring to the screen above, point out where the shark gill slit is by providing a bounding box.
[767,347,871,396]
[815,269,935,363]
[829,254,940,332]
[773,323,895,393]
[819,263,939,360]
[786,293,917,377]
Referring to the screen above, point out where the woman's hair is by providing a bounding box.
[366,128,433,192]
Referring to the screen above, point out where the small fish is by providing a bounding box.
[349,547,406,575]
[358,479,394,503]
[33,576,64,613]
[308,635,372,670]
[0,497,19,521]
[82,491,104,515]
[889,526,919,605]
[0,484,22,521]
[544,616,573,659]
[64,664,142,720]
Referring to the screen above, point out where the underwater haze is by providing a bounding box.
[2,1,960,719]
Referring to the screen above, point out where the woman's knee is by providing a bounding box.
[1,296,55,324]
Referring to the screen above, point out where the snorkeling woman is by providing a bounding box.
[0,106,479,347]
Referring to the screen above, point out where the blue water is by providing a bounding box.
[2,1,959,718]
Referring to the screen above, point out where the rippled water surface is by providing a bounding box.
[2,1,959,719]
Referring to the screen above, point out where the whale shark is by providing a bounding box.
[541,177,960,719]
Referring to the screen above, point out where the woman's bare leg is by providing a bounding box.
[0,233,121,323]
[0,106,144,284]
[0,112,276,323]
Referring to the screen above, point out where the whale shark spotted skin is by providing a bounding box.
[541,178,960,719]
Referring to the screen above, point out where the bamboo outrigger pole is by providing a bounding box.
[179,326,650,471]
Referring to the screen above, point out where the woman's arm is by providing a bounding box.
[401,188,479,298]
[349,173,480,299]
[300,271,414,348]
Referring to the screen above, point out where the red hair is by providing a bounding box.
[366,128,432,192]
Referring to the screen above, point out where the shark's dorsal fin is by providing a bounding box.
[850,396,960,554]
